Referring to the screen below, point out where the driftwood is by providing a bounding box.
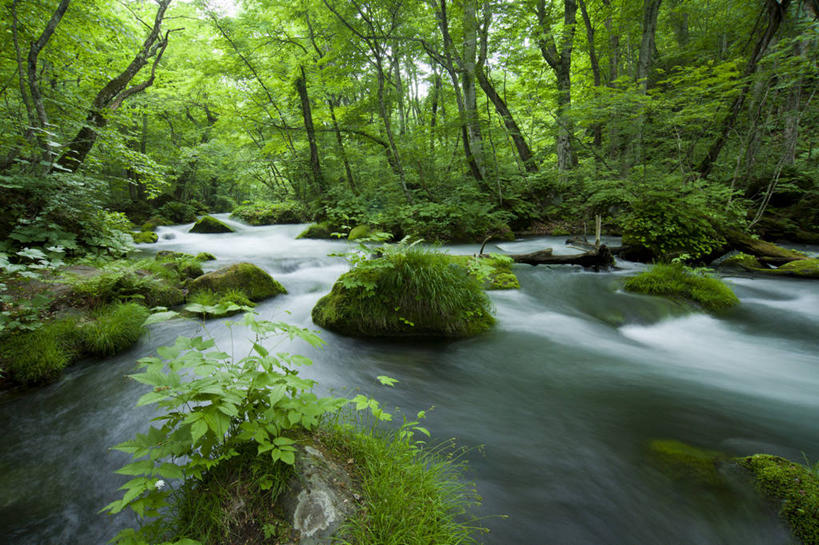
[508,245,614,269]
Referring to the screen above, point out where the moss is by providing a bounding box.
[447,254,520,290]
[774,258,819,279]
[186,289,255,318]
[196,252,216,262]
[720,252,765,272]
[189,263,286,302]
[347,224,371,241]
[624,264,739,312]
[190,215,234,234]
[738,454,819,545]
[0,316,83,385]
[296,222,337,239]
[65,261,186,309]
[79,303,149,356]
[312,247,494,338]
[154,253,203,280]
[141,215,172,232]
[648,439,727,487]
[133,231,158,244]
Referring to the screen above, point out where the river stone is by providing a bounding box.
[281,445,358,545]
[190,215,234,233]
[188,262,286,301]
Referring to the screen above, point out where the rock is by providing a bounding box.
[189,262,286,301]
[190,215,234,234]
[195,252,216,261]
[281,445,359,545]
[648,439,727,487]
[133,231,158,244]
[297,222,337,239]
[775,258,819,278]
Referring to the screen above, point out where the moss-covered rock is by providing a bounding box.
[189,263,286,302]
[720,252,766,272]
[774,258,819,279]
[195,252,216,262]
[738,454,819,545]
[312,247,494,338]
[230,201,309,225]
[648,439,727,487]
[624,264,739,312]
[141,215,172,232]
[296,222,338,239]
[190,215,234,234]
[347,224,371,241]
[133,231,158,244]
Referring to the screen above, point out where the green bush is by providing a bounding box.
[394,200,513,243]
[141,215,172,232]
[230,201,309,225]
[158,202,198,224]
[133,231,158,244]
[79,303,149,356]
[312,245,494,338]
[0,316,83,384]
[624,264,739,311]
[296,222,338,239]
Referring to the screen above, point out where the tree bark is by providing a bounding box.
[509,245,614,269]
[636,0,662,93]
[295,66,325,192]
[578,0,602,147]
[56,0,173,172]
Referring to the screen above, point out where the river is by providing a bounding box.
[1,215,817,544]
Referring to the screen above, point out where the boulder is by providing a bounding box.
[133,231,158,244]
[189,262,286,301]
[190,215,234,234]
[297,222,337,239]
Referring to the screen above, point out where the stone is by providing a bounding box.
[189,215,234,234]
[188,262,286,301]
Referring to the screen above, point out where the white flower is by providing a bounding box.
[155,479,166,490]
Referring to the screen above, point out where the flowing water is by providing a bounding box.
[2,215,818,545]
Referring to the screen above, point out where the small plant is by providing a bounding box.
[79,303,149,356]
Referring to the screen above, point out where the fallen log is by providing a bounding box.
[722,229,807,266]
[508,245,614,269]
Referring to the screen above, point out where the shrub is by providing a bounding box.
[158,202,198,224]
[624,264,739,311]
[79,303,149,356]
[230,201,309,225]
[312,245,494,338]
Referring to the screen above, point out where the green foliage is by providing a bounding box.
[448,254,520,290]
[0,247,63,336]
[738,455,819,545]
[296,222,337,239]
[103,314,385,544]
[347,224,372,241]
[230,201,310,225]
[133,231,159,244]
[393,200,514,243]
[159,202,200,224]
[624,264,740,312]
[79,303,149,357]
[0,315,83,385]
[189,216,234,234]
[313,244,495,338]
[186,289,255,319]
[141,216,173,232]
[188,263,286,302]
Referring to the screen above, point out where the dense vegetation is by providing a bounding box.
[1,0,816,256]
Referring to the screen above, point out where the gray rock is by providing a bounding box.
[281,444,359,544]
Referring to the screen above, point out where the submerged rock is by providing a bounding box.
[189,262,286,301]
[648,439,727,487]
[190,215,234,234]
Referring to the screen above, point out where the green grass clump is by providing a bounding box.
[0,316,83,384]
[133,231,158,244]
[327,425,485,545]
[79,303,149,356]
[312,246,494,338]
[230,201,309,225]
[738,454,819,545]
[624,264,739,312]
[186,289,255,318]
[189,263,286,302]
[189,215,234,234]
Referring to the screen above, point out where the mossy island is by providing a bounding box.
[189,215,234,234]
[312,246,496,338]
[189,262,286,302]
[624,264,739,312]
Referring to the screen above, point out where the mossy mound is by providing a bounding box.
[720,252,766,272]
[648,439,727,487]
[196,252,216,262]
[448,254,520,290]
[347,224,371,241]
[624,264,739,312]
[189,263,286,302]
[296,222,337,239]
[774,258,819,279]
[312,247,494,338]
[719,254,819,279]
[190,215,234,234]
[230,201,309,225]
[738,454,819,545]
[133,231,158,244]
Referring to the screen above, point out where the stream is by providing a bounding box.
[1,215,818,545]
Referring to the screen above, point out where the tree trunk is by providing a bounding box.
[328,98,356,193]
[636,0,662,93]
[510,245,614,269]
[295,66,324,192]
[578,0,602,147]
[462,0,485,179]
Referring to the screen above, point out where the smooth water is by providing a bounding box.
[2,216,818,544]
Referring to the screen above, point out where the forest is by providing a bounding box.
[1,1,819,544]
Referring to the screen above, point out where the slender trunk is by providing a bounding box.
[393,48,407,135]
[462,0,485,178]
[328,98,356,192]
[476,66,537,172]
[698,0,792,178]
[578,0,602,147]
[430,70,441,153]
[636,0,662,93]
[295,66,324,192]
[376,58,412,202]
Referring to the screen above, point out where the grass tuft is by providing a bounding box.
[80,302,149,356]
[624,264,739,312]
[0,316,83,384]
